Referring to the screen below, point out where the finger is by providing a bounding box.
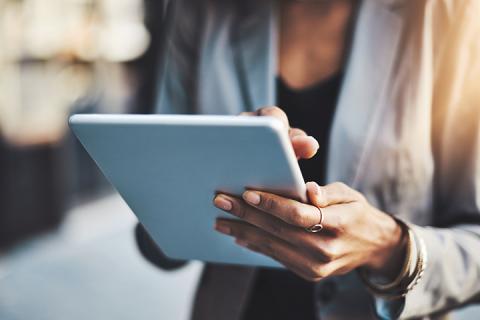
[216,219,322,280]
[214,194,323,251]
[239,111,256,116]
[214,194,343,261]
[314,203,355,234]
[289,128,307,138]
[306,181,360,208]
[241,190,346,232]
[291,135,319,159]
[256,106,289,129]
[243,240,324,282]
[244,108,318,159]
[240,108,287,127]
[240,190,322,228]
[289,128,319,160]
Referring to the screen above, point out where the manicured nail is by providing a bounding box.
[235,239,249,248]
[215,222,231,235]
[243,191,261,205]
[214,195,233,211]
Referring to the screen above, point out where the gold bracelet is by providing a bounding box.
[375,234,427,300]
[406,227,427,292]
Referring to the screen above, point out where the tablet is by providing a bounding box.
[69,114,306,268]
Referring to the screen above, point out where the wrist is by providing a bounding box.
[359,221,427,299]
[366,212,408,279]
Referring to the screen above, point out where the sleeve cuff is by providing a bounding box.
[371,223,427,319]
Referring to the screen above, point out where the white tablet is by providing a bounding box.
[69,114,306,268]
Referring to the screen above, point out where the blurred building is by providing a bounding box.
[0,0,151,249]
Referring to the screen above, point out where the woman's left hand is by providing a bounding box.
[213,182,407,281]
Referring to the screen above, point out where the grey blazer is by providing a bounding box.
[148,0,480,319]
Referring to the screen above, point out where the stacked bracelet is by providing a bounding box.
[358,219,428,300]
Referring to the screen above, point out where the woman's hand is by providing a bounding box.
[241,106,319,160]
[213,182,407,281]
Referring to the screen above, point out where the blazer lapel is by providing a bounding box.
[328,0,405,187]
[231,0,405,188]
[232,1,278,111]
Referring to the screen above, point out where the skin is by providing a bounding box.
[212,1,407,281]
[214,107,407,281]
[279,0,356,88]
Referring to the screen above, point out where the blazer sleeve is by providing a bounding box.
[135,223,188,270]
[377,1,480,318]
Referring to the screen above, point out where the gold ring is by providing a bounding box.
[305,207,324,233]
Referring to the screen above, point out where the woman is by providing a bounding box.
[136,0,480,319]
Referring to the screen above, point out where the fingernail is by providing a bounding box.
[243,191,261,205]
[235,239,248,248]
[214,195,233,211]
[215,222,231,235]
[307,136,320,149]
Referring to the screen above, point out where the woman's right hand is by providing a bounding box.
[241,106,319,160]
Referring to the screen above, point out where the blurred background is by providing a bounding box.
[0,0,477,319]
[0,1,202,319]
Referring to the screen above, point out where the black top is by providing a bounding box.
[241,73,343,320]
[279,74,341,184]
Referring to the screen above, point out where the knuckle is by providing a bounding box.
[315,187,329,207]
[261,196,277,212]
[312,264,329,278]
[324,247,339,262]
[230,227,241,238]
[312,241,328,256]
[325,241,342,261]
[259,106,277,115]
[304,237,320,252]
[262,239,276,257]
[266,106,283,114]
[244,227,258,241]
[306,262,326,279]
[269,221,284,236]
[332,214,347,234]
[305,262,318,276]
[285,212,298,225]
[334,182,349,196]
[288,205,304,225]
[322,253,334,263]
[259,106,288,125]
[351,200,365,213]
[236,225,254,240]
[314,241,339,262]
[333,182,348,190]
[234,203,248,219]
